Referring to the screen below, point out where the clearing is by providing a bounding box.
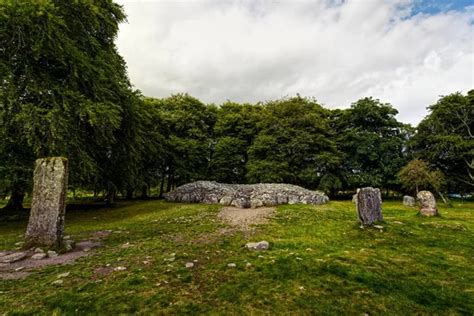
[0,200,473,314]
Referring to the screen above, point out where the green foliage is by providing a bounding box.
[246,96,340,187]
[210,102,261,183]
[398,159,445,195]
[412,91,474,193]
[0,0,139,200]
[143,94,217,189]
[334,97,411,191]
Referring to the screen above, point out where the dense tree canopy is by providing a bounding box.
[412,90,474,194]
[0,0,138,208]
[0,1,471,210]
[333,98,411,193]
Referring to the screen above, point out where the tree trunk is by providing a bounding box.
[105,181,116,205]
[166,172,173,193]
[159,176,165,198]
[141,184,148,199]
[3,187,25,211]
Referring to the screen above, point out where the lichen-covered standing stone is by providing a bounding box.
[403,195,416,207]
[417,190,438,216]
[25,157,68,249]
[356,187,383,225]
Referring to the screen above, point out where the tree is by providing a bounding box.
[334,97,410,193]
[0,0,137,209]
[412,91,473,193]
[210,102,262,183]
[398,159,445,195]
[145,94,217,191]
[246,96,340,188]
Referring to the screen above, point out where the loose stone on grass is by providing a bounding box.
[31,253,47,260]
[245,241,270,251]
[0,252,27,264]
[185,262,194,269]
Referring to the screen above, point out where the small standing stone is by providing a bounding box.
[417,191,438,216]
[403,195,416,207]
[356,187,383,226]
[25,157,68,249]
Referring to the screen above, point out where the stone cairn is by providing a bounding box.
[417,190,438,216]
[403,195,416,207]
[25,157,68,249]
[165,181,329,208]
[355,187,383,225]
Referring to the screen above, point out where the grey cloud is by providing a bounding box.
[116,0,473,125]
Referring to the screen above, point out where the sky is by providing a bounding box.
[115,0,474,125]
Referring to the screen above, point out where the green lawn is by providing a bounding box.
[1,200,473,315]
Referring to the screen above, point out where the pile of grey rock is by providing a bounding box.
[165,181,329,208]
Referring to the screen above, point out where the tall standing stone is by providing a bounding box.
[356,187,383,225]
[417,190,438,216]
[25,157,68,249]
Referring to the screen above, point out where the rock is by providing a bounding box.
[227,263,236,268]
[250,198,264,208]
[231,197,251,209]
[47,250,58,257]
[245,241,270,251]
[373,225,384,230]
[113,266,127,271]
[52,279,63,285]
[403,195,416,207]
[57,272,70,278]
[34,248,44,253]
[0,252,27,263]
[31,253,47,260]
[352,194,357,203]
[417,191,438,216]
[15,266,25,272]
[356,187,383,226]
[25,157,68,249]
[165,181,329,208]
[185,262,194,269]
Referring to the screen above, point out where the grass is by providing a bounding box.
[0,200,473,315]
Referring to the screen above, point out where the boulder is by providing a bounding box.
[25,157,68,249]
[165,181,329,208]
[356,187,383,225]
[403,195,416,207]
[417,191,438,216]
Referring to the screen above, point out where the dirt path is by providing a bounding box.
[218,207,275,230]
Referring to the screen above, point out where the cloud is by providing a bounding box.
[115,0,473,125]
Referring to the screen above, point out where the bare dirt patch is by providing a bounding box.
[0,231,108,280]
[218,207,276,231]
